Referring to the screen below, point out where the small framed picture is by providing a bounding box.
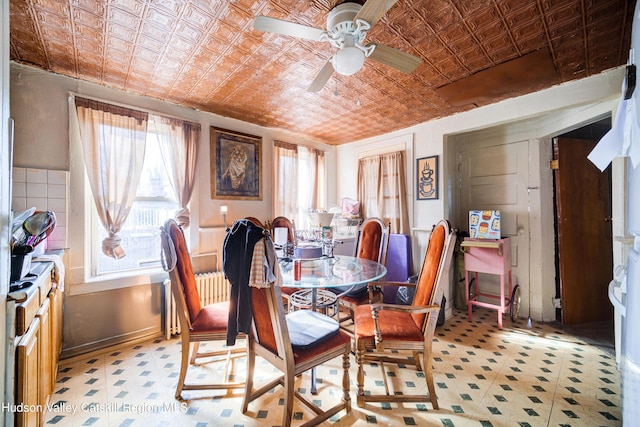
[210,127,262,200]
[416,155,439,200]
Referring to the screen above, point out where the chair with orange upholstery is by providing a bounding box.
[331,217,390,324]
[241,263,352,426]
[160,219,244,399]
[270,216,300,307]
[352,219,455,409]
[271,215,296,247]
[244,216,265,227]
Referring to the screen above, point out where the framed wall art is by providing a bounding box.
[416,155,439,200]
[210,127,262,200]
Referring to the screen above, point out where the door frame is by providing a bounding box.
[447,104,621,323]
[450,119,549,321]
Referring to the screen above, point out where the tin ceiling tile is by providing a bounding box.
[73,0,106,15]
[108,7,140,30]
[452,0,491,17]
[110,0,146,16]
[466,6,502,32]
[9,0,635,145]
[456,46,493,72]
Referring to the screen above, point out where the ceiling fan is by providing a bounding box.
[254,0,422,92]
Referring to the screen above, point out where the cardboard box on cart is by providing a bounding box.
[469,210,501,239]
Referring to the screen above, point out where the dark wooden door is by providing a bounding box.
[554,137,613,325]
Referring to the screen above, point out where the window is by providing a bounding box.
[72,96,199,278]
[94,133,179,275]
[273,142,325,230]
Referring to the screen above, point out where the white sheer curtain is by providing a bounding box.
[358,156,383,217]
[357,151,409,234]
[310,147,326,212]
[72,96,148,259]
[273,142,326,230]
[151,115,199,228]
[297,146,326,229]
[273,141,298,221]
[381,151,409,234]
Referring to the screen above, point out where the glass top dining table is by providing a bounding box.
[278,255,386,395]
[279,255,387,289]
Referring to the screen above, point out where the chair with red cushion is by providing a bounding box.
[271,215,296,244]
[160,218,244,399]
[270,216,300,307]
[244,216,265,227]
[331,217,390,324]
[241,271,352,426]
[352,219,455,409]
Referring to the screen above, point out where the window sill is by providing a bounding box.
[67,266,168,296]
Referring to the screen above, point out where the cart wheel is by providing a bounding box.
[510,285,521,321]
[468,278,476,301]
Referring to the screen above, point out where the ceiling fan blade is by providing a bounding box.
[254,16,325,41]
[368,43,422,74]
[308,60,335,92]
[354,0,399,27]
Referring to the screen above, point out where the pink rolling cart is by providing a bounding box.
[461,237,521,329]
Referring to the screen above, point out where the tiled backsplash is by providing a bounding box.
[12,167,69,250]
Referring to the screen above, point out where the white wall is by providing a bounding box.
[337,67,625,322]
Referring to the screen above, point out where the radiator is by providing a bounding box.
[163,271,230,339]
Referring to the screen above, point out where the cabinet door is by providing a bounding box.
[48,288,63,392]
[16,318,40,427]
[36,298,52,410]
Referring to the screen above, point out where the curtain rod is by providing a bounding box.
[68,91,200,125]
[358,142,406,159]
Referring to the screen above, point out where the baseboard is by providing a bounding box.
[60,327,164,362]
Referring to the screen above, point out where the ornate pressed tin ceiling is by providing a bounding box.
[9,0,636,145]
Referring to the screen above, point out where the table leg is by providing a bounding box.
[311,368,317,394]
[311,287,318,394]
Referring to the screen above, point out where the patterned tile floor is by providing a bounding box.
[44,307,621,426]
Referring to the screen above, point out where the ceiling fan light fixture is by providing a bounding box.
[333,46,365,75]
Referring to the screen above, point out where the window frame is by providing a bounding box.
[68,94,202,295]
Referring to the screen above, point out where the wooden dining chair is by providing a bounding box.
[331,217,390,324]
[160,218,245,399]
[270,216,300,308]
[241,275,352,426]
[244,216,265,227]
[352,219,455,409]
[271,215,296,244]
